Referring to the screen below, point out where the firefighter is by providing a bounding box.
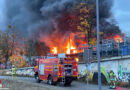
[11,65,17,80]
[109,70,116,89]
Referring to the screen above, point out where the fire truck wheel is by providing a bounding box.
[35,74,41,83]
[48,76,53,85]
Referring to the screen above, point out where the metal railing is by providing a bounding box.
[81,37,130,62]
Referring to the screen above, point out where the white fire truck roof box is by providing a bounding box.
[58,53,66,58]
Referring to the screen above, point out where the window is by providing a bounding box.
[39,64,44,75]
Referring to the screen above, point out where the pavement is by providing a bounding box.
[0,76,129,90]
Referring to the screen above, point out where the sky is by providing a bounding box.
[112,0,130,36]
[0,0,6,30]
[0,0,130,36]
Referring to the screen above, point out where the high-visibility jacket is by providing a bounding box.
[110,72,116,80]
[11,67,16,75]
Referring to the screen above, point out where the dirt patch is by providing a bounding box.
[0,79,51,90]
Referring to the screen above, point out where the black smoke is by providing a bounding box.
[5,0,74,37]
[4,0,122,55]
[5,0,121,37]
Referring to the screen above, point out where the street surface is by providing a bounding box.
[0,76,112,90]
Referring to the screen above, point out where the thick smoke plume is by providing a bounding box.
[5,0,76,52]
[4,0,122,55]
[5,0,74,35]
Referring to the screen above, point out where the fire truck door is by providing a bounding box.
[39,64,44,75]
[53,64,58,77]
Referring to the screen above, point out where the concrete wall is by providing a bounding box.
[90,59,130,74]
[78,55,130,82]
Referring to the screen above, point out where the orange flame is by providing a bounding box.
[51,47,58,54]
[114,35,123,43]
[65,34,78,54]
[51,33,78,54]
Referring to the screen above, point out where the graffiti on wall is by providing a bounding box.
[89,59,130,83]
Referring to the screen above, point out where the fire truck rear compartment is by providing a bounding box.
[57,64,77,83]
[64,64,73,76]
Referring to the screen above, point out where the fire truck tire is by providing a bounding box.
[35,74,41,83]
[48,76,53,85]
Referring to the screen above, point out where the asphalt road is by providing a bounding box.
[0,76,112,90]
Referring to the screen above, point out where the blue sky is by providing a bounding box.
[112,0,130,36]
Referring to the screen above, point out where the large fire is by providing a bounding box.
[44,34,124,55]
[114,35,123,43]
[51,33,78,54]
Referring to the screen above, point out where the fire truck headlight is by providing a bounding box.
[75,58,79,62]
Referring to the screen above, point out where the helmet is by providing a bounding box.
[110,70,114,73]
[12,65,15,68]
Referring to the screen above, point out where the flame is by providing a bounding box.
[65,34,78,54]
[51,47,58,54]
[51,33,78,54]
[114,35,123,43]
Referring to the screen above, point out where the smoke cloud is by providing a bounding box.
[1,0,122,55]
[4,0,74,38]
[4,0,118,35]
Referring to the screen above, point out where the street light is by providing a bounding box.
[96,0,102,90]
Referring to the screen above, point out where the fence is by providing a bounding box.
[81,37,130,62]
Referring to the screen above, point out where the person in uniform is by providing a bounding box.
[109,70,116,89]
[11,65,17,80]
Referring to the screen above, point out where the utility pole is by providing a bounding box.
[96,0,102,90]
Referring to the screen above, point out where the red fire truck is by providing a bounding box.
[34,55,78,85]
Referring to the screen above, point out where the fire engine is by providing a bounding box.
[34,54,78,85]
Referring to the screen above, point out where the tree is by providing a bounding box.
[10,54,26,68]
[0,29,12,68]
[24,40,37,66]
[0,25,22,68]
[77,1,96,45]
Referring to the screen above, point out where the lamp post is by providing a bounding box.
[96,0,102,90]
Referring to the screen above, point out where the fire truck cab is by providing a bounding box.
[34,55,78,85]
